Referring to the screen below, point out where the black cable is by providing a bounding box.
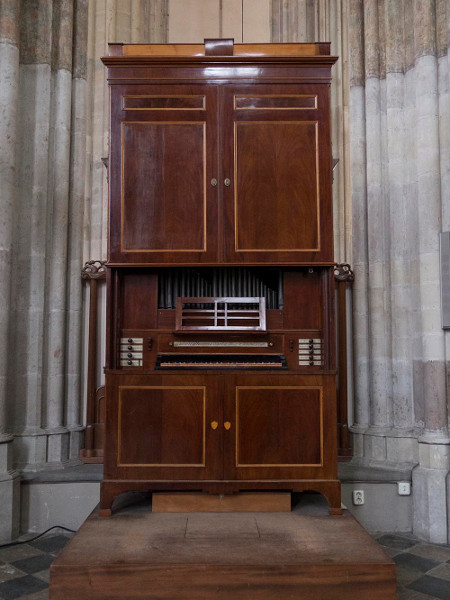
[0,525,76,549]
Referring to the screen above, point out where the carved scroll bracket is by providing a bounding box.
[334,263,354,283]
[82,260,107,280]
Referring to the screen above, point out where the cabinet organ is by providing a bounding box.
[100,40,341,515]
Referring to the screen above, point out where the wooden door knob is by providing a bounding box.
[224,421,231,430]
[210,421,218,430]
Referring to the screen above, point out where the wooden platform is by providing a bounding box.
[152,492,291,512]
[50,495,396,599]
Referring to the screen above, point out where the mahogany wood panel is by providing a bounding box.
[121,271,158,330]
[118,386,205,466]
[122,122,205,251]
[283,269,323,330]
[50,508,395,600]
[234,121,319,251]
[235,387,321,467]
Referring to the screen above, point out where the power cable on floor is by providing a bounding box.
[0,525,76,549]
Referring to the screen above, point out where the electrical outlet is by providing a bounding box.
[398,482,411,496]
[352,490,365,505]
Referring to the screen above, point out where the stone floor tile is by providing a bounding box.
[396,565,425,586]
[10,556,53,576]
[0,575,48,600]
[28,535,71,556]
[380,545,405,558]
[32,571,49,584]
[408,575,450,600]
[0,564,26,584]
[397,586,440,600]
[426,563,450,582]
[409,543,450,563]
[394,553,440,573]
[377,534,418,550]
[20,591,49,600]
[0,547,43,565]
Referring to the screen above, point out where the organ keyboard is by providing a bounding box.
[155,354,287,370]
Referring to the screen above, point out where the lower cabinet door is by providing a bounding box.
[223,374,337,480]
[105,373,222,480]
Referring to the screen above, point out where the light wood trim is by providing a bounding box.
[235,386,323,468]
[233,121,321,252]
[117,386,206,467]
[121,43,326,58]
[120,121,207,253]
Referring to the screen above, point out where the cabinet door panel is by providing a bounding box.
[236,386,322,466]
[109,85,219,264]
[122,122,205,252]
[234,121,319,252]
[118,385,205,466]
[104,373,222,480]
[223,84,333,264]
[224,375,337,480]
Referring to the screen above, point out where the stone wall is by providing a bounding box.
[349,0,450,543]
[0,0,89,539]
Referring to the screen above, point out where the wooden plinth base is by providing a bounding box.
[152,492,291,512]
[50,497,396,600]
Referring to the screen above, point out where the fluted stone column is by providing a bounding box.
[0,0,21,541]
[3,0,89,476]
[349,0,450,543]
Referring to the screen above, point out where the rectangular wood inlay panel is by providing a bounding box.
[121,122,206,252]
[118,386,205,466]
[234,121,320,252]
[123,95,205,110]
[234,95,317,110]
[236,386,322,467]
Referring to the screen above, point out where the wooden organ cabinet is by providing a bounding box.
[99,40,341,515]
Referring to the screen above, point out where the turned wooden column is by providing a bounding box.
[80,260,106,463]
[334,263,354,457]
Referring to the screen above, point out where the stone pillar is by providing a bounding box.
[349,0,450,543]
[5,0,89,474]
[0,0,21,541]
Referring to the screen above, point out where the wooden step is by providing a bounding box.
[50,496,396,600]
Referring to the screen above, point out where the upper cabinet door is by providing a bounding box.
[222,84,334,264]
[109,85,219,264]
